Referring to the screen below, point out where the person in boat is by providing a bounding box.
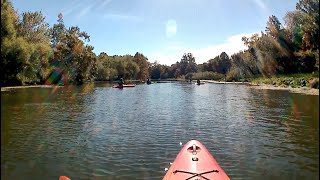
[197,79,200,85]
[147,78,151,84]
[118,78,124,87]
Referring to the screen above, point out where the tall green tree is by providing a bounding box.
[16,11,53,84]
[149,61,162,79]
[132,52,150,80]
[208,52,231,75]
[95,52,118,81]
[1,0,47,85]
[265,15,283,39]
[284,0,319,70]
[180,53,197,76]
[1,0,20,86]
[296,0,319,50]
[49,13,95,84]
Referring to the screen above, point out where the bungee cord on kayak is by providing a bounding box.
[173,170,220,180]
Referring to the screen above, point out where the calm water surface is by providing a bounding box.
[1,82,319,179]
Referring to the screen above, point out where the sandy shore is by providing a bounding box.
[249,84,319,95]
[1,85,62,91]
[203,80,250,84]
[203,80,319,95]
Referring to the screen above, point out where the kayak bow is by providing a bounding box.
[59,176,71,180]
[163,140,229,180]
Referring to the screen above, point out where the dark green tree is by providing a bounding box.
[180,53,197,76]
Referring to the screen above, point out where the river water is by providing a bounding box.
[1,82,319,179]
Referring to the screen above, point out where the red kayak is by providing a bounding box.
[112,84,136,88]
[59,176,70,180]
[163,140,230,180]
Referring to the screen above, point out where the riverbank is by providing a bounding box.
[203,80,250,84]
[1,85,62,92]
[201,73,319,95]
[2,75,319,95]
[248,73,319,95]
[249,84,319,95]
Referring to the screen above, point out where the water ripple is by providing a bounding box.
[1,83,319,179]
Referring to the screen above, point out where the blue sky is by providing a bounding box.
[11,0,297,65]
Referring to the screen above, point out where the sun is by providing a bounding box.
[166,19,177,38]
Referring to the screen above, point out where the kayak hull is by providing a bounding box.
[112,84,136,88]
[163,140,230,180]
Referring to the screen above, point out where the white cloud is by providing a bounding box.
[71,0,113,19]
[103,13,142,22]
[77,4,94,18]
[61,0,85,17]
[63,0,138,22]
[253,0,267,10]
[252,0,270,15]
[148,32,257,65]
[166,19,177,38]
[100,0,113,9]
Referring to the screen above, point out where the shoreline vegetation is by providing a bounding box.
[1,0,319,95]
[2,73,319,95]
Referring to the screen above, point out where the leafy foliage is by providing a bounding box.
[1,0,318,87]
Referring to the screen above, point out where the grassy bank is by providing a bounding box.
[249,72,319,89]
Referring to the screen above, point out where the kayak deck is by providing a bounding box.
[163,140,229,180]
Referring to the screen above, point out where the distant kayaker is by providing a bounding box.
[119,78,124,87]
[147,78,151,84]
[197,79,200,85]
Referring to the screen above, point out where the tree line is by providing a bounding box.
[150,0,319,81]
[1,0,150,86]
[1,0,318,86]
